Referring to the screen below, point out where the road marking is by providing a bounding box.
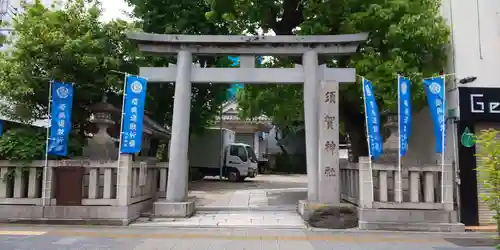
[0,230,46,236]
[43,231,447,243]
[53,237,81,245]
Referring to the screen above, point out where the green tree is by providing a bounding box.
[124,0,233,134]
[0,0,138,153]
[475,129,500,236]
[209,0,450,160]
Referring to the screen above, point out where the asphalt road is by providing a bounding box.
[0,224,497,250]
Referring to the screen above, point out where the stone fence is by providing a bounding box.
[0,158,168,225]
[340,157,463,232]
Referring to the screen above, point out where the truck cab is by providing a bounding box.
[223,143,258,182]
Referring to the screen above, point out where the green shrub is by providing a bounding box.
[274,153,306,174]
[0,128,45,162]
[475,128,500,236]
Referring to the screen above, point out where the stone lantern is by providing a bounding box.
[82,95,119,161]
[377,112,398,164]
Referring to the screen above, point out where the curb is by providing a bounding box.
[307,227,498,235]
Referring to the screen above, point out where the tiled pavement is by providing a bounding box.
[132,210,307,229]
[189,175,308,210]
[137,175,309,228]
[0,225,497,250]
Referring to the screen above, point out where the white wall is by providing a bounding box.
[402,0,500,167]
[441,0,500,88]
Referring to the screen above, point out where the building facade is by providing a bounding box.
[441,0,500,226]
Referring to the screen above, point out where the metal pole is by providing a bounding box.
[41,80,53,211]
[451,119,461,222]
[397,74,403,203]
[361,77,375,202]
[441,75,447,203]
[219,104,223,180]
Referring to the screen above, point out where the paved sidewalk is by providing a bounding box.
[0,224,497,249]
[132,210,306,229]
[139,175,309,229]
[190,175,307,210]
[191,188,307,211]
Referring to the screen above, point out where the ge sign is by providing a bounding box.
[470,94,500,114]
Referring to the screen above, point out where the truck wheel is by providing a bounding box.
[227,169,240,182]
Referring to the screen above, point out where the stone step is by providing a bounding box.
[358,221,465,232]
[357,208,465,232]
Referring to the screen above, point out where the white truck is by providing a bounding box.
[188,128,258,182]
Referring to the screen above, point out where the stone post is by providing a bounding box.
[42,166,54,206]
[166,51,193,202]
[442,163,454,211]
[318,80,340,204]
[358,157,373,208]
[302,51,320,201]
[117,154,133,206]
[253,132,260,160]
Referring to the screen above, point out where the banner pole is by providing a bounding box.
[42,80,53,210]
[361,77,375,202]
[441,75,446,203]
[219,104,223,180]
[397,75,403,203]
[117,74,129,184]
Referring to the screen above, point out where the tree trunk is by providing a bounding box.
[274,127,289,156]
[344,113,369,163]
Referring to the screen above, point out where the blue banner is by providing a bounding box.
[424,76,446,153]
[48,81,74,156]
[0,120,3,136]
[362,78,383,159]
[398,76,412,156]
[120,75,147,154]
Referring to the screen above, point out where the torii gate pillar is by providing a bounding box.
[302,50,320,200]
[128,32,367,218]
[165,51,193,202]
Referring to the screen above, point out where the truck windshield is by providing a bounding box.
[245,146,258,163]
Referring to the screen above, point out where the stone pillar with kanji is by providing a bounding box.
[318,80,340,204]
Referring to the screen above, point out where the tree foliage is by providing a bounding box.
[0,0,137,149]
[0,128,45,162]
[124,0,233,135]
[475,129,500,236]
[209,0,450,159]
[0,0,234,162]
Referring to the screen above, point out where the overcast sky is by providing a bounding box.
[99,0,133,22]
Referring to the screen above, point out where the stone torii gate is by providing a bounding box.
[127,32,367,217]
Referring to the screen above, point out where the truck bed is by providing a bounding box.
[188,128,234,169]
